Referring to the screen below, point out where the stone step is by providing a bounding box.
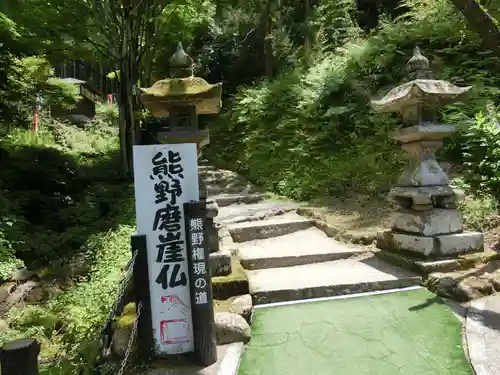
[228,213,315,242]
[209,251,232,277]
[238,227,366,270]
[216,201,299,225]
[202,176,249,185]
[198,165,216,171]
[199,170,225,180]
[247,255,422,305]
[210,193,269,207]
[206,185,260,195]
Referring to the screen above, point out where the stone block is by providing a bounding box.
[209,249,232,277]
[215,312,251,345]
[392,208,463,236]
[438,232,484,256]
[398,140,450,186]
[390,124,456,143]
[229,294,253,323]
[378,230,484,257]
[388,186,463,207]
[206,199,219,219]
[206,219,220,253]
[389,233,435,256]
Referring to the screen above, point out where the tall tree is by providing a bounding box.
[449,0,500,58]
[82,0,170,176]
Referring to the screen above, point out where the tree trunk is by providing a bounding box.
[118,72,131,177]
[259,0,274,77]
[304,0,312,60]
[449,0,500,58]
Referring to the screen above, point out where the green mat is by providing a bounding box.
[238,289,473,375]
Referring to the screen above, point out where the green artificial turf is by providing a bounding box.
[239,289,473,375]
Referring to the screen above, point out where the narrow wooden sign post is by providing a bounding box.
[184,200,217,366]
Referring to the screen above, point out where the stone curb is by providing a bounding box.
[219,226,237,256]
[217,342,244,375]
[465,295,500,375]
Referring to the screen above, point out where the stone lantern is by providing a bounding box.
[137,42,224,256]
[372,46,484,258]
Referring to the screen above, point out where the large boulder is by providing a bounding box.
[61,254,90,279]
[215,312,251,345]
[11,268,36,282]
[229,294,253,323]
[24,284,62,303]
[427,272,456,299]
[427,272,494,302]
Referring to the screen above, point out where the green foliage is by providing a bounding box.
[0,116,121,269]
[0,0,90,59]
[7,305,61,337]
[41,219,134,374]
[12,56,80,107]
[206,0,500,202]
[1,53,80,128]
[0,117,134,373]
[94,102,119,127]
[459,194,500,232]
[2,213,135,373]
[459,107,500,199]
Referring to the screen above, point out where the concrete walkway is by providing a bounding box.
[466,294,500,375]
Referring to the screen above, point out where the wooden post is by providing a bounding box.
[184,201,217,366]
[131,233,155,363]
[0,338,40,375]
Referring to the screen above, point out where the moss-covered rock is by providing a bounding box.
[111,302,137,358]
[212,258,249,299]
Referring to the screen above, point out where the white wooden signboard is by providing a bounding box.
[133,143,199,355]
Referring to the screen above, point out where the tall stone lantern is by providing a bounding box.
[137,42,223,255]
[372,46,484,259]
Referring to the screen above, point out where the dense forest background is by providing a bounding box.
[1,0,500,372]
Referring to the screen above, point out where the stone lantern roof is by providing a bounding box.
[137,42,222,117]
[370,46,472,114]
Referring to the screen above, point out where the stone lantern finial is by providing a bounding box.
[405,46,434,80]
[170,42,194,78]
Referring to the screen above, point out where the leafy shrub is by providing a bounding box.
[0,115,122,268]
[0,117,133,372]
[94,102,119,127]
[207,0,500,202]
[459,194,500,232]
[7,305,60,337]
[459,107,500,199]
[3,207,135,373]
[0,44,80,130]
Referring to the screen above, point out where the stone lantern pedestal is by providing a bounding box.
[137,42,230,275]
[372,47,484,259]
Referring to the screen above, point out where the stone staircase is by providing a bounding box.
[200,165,422,306]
